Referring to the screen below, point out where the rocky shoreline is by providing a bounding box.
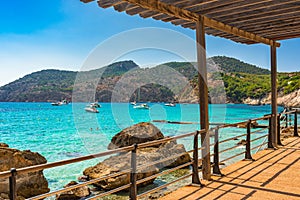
[0,122,193,200]
[242,89,300,107]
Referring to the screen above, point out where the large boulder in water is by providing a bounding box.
[0,146,50,198]
[83,122,191,190]
[83,151,159,190]
[56,181,90,200]
[107,122,164,150]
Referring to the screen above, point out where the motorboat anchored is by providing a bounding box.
[51,99,69,106]
[85,106,99,113]
[165,103,176,107]
[133,103,150,109]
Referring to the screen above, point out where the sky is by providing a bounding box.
[0,0,299,86]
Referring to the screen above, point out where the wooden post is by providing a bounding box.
[294,111,298,137]
[245,120,254,160]
[213,127,223,176]
[285,113,288,128]
[277,115,284,146]
[271,43,278,148]
[268,115,275,149]
[196,16,211,180]
[192,131,202,185]
[129,144,138,200]
[9,168,17,200]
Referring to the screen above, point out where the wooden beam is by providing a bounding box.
[258,26,300,36]
[126,6,147,15]
[124,0,199,21]
[114,3,135,12]
[221,6,300,25]
[265,31,300,41]
[271,42,278,147]
[213,26,300,39]
[238,16,300,29]
[182,0,220,9]
[196,16,211,181]
[97,0,123,8]
[189,0,244,12]
[138,0,189,18]
[139,10,161,18]
[202,0,274,16]
[174,14,300,37]
[271,33,300,41]
[143,0,242,22]
[210,1,298,20]
[80,0,95,3]
[245,20,300,33]
[203,16,280,47]
[122,0,280,47]
[227,8,300,26]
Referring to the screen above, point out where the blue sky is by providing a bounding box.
[0,1,299,86]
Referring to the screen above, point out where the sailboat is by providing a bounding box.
[133,88,150,109]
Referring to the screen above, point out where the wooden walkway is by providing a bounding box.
[160,137,300,200]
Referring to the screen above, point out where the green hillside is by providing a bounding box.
[218,72,300,102]
[161,56,270,80]
[0,61,139,102]
[212,56,270,74]
[0,56,299,103]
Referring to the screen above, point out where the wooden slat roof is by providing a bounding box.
[81,0,300,47]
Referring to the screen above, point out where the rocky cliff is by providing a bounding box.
[242,89,300,108]
[278,89,300,107]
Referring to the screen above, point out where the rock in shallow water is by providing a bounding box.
[108,122,164,150]
[56,181,90,200]
[83,122,191,190]
[0,143,8,148]
[0,146,49,199]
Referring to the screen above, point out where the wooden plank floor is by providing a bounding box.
[160,137,300,200]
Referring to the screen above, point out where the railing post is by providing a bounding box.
[268,115,275,149]
[129,144,138,200]
[201,130,211,180]
[9,168,17,200]
[285,113,288,128]
[213,127,223,176]
[245,120,254,160]
[294,110,298,137]
[277,114,284,146]
[192,131,202,185]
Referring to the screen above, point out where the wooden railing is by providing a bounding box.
[0,110,299,200]
[0,130,206,200]
[211,109,299,176]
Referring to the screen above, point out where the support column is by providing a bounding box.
[196,16,211,180]
[271,43,278,147]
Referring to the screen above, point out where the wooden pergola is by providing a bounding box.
[80,0,300,180]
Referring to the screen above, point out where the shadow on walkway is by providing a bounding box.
[160,137,300,200]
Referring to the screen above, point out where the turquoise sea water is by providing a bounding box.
[0,102,283,190]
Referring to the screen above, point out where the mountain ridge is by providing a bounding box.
[0,56,298,106]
